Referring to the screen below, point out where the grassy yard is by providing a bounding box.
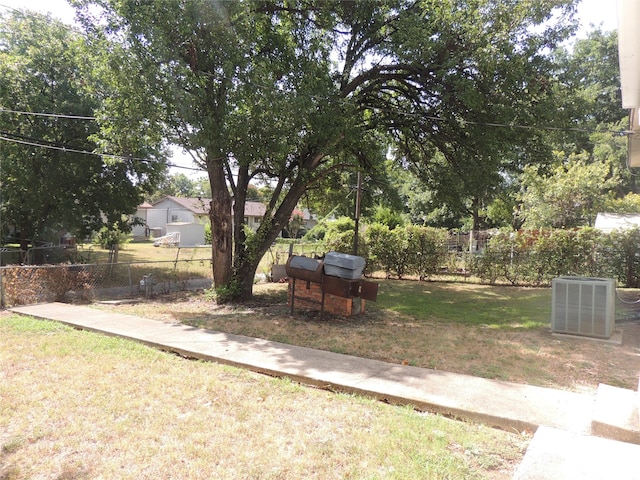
[101,279,640,394]
[69,240,315,284]
[78,240,211,267]
[1,314,528,479]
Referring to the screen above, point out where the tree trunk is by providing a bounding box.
[208,161,233,290]
[19,229,28,253]
[470,197,481,253]
[231,182,308,302]
[235,260,260,301]
[212,149,323,302]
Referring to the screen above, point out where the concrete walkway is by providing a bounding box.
[9,302,640,479]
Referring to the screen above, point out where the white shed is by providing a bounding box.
[166,222,206,246]
[594,213,640,233]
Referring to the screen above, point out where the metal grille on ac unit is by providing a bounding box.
[551,277,616,339]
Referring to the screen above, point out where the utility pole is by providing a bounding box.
[353,171,362,256]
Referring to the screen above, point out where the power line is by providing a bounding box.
[0,133,133,160]
[1,4,627,139]
[2,98,627,137]
[0,107,97,120]
[363,104,629,136]
[0,132,204,172]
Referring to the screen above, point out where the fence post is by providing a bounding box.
[128,263,133,295]
[0,267,4,308]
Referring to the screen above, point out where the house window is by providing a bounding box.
[255,217,261,224]
[244,217,248,224]
[171,215,179,222]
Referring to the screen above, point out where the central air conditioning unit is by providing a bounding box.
[551,277,616,339]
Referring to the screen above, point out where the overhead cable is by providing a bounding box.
[0,133,203,172]
[0,107,97,120]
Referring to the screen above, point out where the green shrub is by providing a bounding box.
[92,226,130,249]
[390,227,411,278]
[204,223,212,244]
[472,228,606,286]
[365,224,450,279]
[405,225,448,280]
[600,227,640,288]
[470,234,512,285]
[323,217,365,256]
[371,205,406,230]
[365,223,395,278]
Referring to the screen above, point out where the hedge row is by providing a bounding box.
[325,223,449,280]
[323,224,640,287]
[473,227,640,287]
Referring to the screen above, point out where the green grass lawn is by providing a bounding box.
[376,279,550,329]
[0,314,528,479]
[79,240,211,264]
[76,240,319,280]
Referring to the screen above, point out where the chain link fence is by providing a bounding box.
[0,257,213,308]
[0,238,486,308]
[0,243,326,308]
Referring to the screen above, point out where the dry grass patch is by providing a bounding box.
[1,314,528,479]
[99,281,640,394]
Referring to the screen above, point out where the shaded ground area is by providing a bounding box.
[1,314,528,479]
[99,281,640,394]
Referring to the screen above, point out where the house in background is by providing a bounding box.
[149,196,210,232]
[133,196,273,245]
[301,208,319,233]
[131,201,154,239]
[284,208,316,238]
[243,201,266,231]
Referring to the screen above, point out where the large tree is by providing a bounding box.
[384,1,579,236]
[73,0,578,301]
[514,28,632,229]
[0,11,164,252]
[553,29,625,145]
[148,173,210,203]
[518,150,621,228]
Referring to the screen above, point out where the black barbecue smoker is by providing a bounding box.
[285,252,378,317]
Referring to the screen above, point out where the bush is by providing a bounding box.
[371,205,406,230]
[204,223,212,244]
[472,228,609,286]
[600,227,640,288]
[365,223,396,278]
[469,232,512,285]
[365,224,449,279]
[303,222,328,241]
[323,217,362,255]
[93,226,129,249]
[405,225,448,280]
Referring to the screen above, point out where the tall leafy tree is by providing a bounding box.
[518,121,628,228]
[553,29,625,146]
[149,172,206,203]
[517,150,621,228]
[72,0,578,300]
[384,1,579,235]
[0,11,164,251]
[514,29,632,229]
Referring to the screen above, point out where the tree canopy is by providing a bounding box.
[0,11,165,251]
[67,0,583,300]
